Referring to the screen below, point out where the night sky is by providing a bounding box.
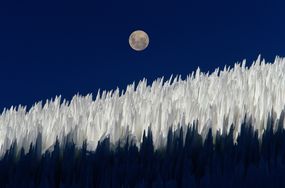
[0,0,284,110]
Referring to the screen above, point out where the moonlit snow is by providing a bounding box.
[1,56,285,156]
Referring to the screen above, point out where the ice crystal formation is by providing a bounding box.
[1,56,285,156]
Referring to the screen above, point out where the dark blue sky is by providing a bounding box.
[0,0,284,110]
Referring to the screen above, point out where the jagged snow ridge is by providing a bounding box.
[1,55,285,156]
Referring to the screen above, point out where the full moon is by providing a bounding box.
[129,30,149,51]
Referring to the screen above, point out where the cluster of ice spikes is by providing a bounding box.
[1,55,285,156]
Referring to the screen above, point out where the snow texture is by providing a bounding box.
[1,55,285,156]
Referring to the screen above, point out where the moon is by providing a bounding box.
[129,30,149,51]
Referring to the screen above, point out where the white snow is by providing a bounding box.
[0,55,285,156]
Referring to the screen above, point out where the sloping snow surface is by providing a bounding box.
[1,56,285,156]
